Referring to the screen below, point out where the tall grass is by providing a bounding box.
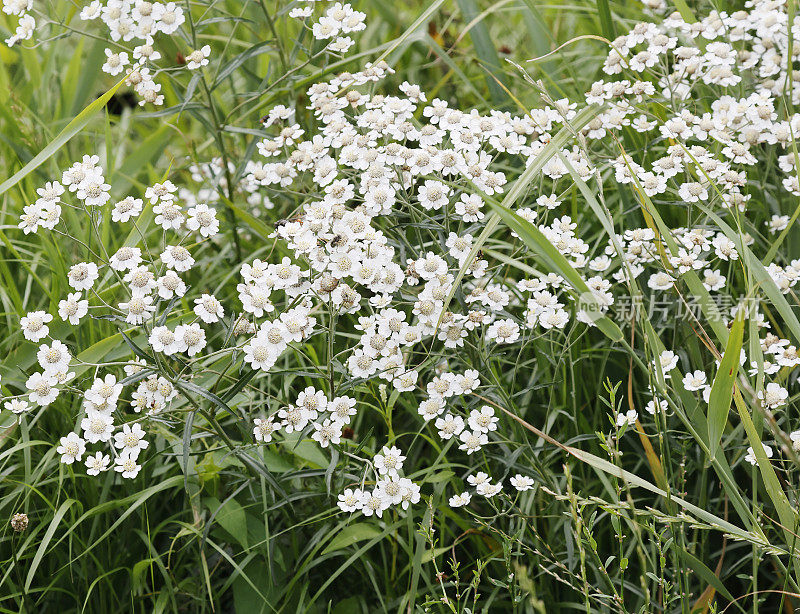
[1,0,800,613]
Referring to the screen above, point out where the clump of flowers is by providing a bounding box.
[5,0,800,538]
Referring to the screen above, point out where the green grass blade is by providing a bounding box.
[707,310,745,460]
[595,0,615,40]
[455,0,509,104]
[485,199,623,342]
[0,77,125,198]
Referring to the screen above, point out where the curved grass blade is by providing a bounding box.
[485,198,623,342]
[439,105,604,324]
[698,203,800,345]
[0,77,125,198]
[707,310,745,460]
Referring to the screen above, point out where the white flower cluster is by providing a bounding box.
[9,0,800,515]
[2,0,34,46]
[337,445,420,517]
[290,0,366,54]
[10,152,223,478]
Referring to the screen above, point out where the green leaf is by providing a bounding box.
[734,390,798,545]
[504,408,760,545]
[455,0,509,104]
[698,204,800,345]
[376,0,447,66]
[678,550,734,602]
[0,77,126,198]
[595,0,616,40]
[486,199,623,342]
[110,124,173,196]
[672,0,698,23]
[322,523,382,555]
[212,41,273,90]
[206,496,250,550]
[707,310,745,460]
[441,105,604,322]
[25,499,76,591]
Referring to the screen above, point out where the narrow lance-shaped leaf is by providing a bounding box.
[440,104,605,324]
[485,199,624,342]
[707,309,745,460]
[0,77,126,198]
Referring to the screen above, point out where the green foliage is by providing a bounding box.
[2,1,800,613]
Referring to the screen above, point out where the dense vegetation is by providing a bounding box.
[3,0,800,612]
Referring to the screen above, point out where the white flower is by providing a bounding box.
[153,200,184,230]
[113,423,149,458]
[26,372,59,406]
[186,204,219,237]
[81,411,115,444]
[455,193,484,222]
[435,413,465,440]
[702,268,726,291]
[337,488,363,512]
[6,14,35,46]
[328,36,354,53]
[114,451,143,478]
[312,16,339,40]
[790,430,800,452]
[393,369,418,392]
[110,246,143,272]
[467,406,498,433]
[37,340,71,375]
[85,374,123,409]
[616,409,638,427]
[244,337,280,371]
[112,197,144,222]
[157,271,187,299]
[647,271,674,290]
[80,0,102,20]
[767,215,790,234]
[328,395,357,424]
[126,269,157,299]
[510,474,535,491]
[467,471,490,487]
[476,481,503,497]
[177,323,207,356]
[253,417,278,443]
[75,172,111,207]
[5,399,30,414]
[85,452,111,476]
[448,492,472,508]
[194,293,224,323]
[458,429,488,454]
[486,319,520,343]
[744,443,773,466]
[58,292,89,324]
[68,262,99,291]
[645,398,668,415]
[655,350,679,378]
[374,446,405,477]
[758,382,788,409]
[57,432,86,465]
[102,48,129,75]
[21,310,53,342]
[161,245,194,272]
[153,2,185,34]
[417,180,450,211]
[360,488,389,517]
[149,326,182,355]
[119,294,156,325]
[186,45,211,69]
[682,370,708,391]
[312,419,342,447]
